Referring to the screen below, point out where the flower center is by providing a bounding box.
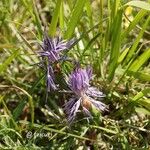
[82,95,92,110]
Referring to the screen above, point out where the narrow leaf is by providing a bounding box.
[128,48,150,72]
[138,99,150,111]
[121,10,147,40]
[125,16,150,63]
[118,48,129,64]
[127,70,150,82]
[49,0,62,36]
[59,0,64,30]
[108,9,123,81]
[135,107,150,115]
[124,1,150,11]
[0,49,19,74]
[132,88,150,101]
[64,0,86,39]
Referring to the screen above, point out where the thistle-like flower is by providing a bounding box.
[64,66,107,123]
[40,34,75,63]
[39,34,75,91]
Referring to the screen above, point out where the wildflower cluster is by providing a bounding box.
[38,34,107,124]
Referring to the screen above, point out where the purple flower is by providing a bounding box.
[39,34,75,91]
[64,66,107,123]
[39,34,75,63]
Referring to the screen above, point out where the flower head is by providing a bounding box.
[64,66,107,123]
[68,66,92,96]
[38,34,75,92]
[39,34,75,63]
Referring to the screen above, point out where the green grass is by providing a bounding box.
[0,0,150,149]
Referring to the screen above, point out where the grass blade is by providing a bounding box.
[118,48,130,64]
[0,96,19,131]
[31,0,43,39]
[0,49,19,74]
[121,10,147,40]
[49,0,62,36]
[127,70,150,82]
[132,88,150,101]
[124,16,150,64]
[138,99,150,111]
[128,48,150,72]
[108,9,123,81]
[59,0,64,30]
[135,107,150,115]
[64,0,86,39]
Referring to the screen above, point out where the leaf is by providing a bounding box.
[108,9,123,81]
[132,88,150,101]
[124,1,150,11]
[121,10,147,40]
[118,48,129,64]
[49,0,62,36]
[85,0,94,34]
[89,125,118,134]
[0,49,19,74]
[135,107,150,115]
[124,16,150,64]
[64,0,86,39]
[59,1,64,30]
[138,99,150,111]
[31,0,43,39]
[127,70,150,82]
[128,48,150,72]
[0,96,19,130]
[0,44,17,49]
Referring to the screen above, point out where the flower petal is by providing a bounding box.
[90,98,107,111]
[63,98,76,115]
[86,87,105,98]
[65,98,81,123]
